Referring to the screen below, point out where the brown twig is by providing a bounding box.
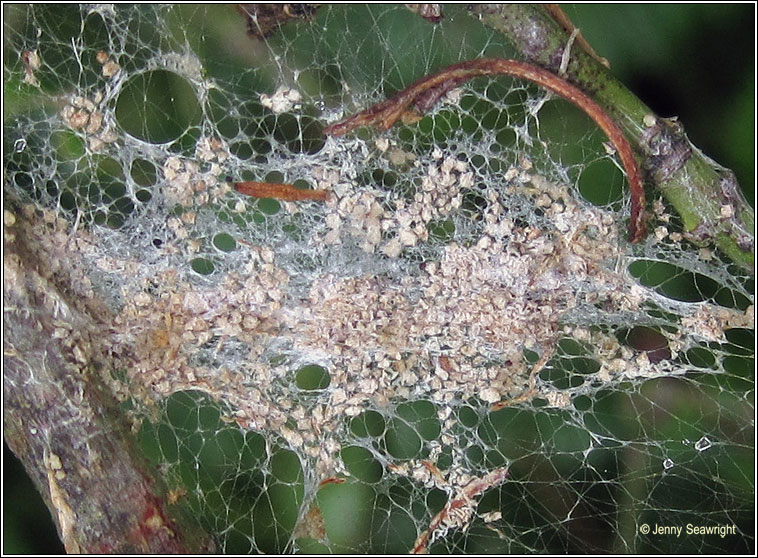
[234,181,329,201]
[411,466,509,554]
[543,4,610,68]
[237,4,319,40]
[324,58,646,242]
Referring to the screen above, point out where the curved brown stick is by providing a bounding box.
[234,181,328,201]
[324,58,646,242]
[411,466,509,554]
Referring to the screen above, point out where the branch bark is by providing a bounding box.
[3,208,216,553]
[470,4,754,271]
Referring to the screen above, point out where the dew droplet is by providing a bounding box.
[662,458,674,470]
[694,436,712,452]
[14,138,27,152]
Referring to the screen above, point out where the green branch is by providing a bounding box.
[471,4,754,271]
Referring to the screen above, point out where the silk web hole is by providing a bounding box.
[295,364,331,391]
[116,70,202,144]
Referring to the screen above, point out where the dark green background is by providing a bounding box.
[3,4,754,554]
